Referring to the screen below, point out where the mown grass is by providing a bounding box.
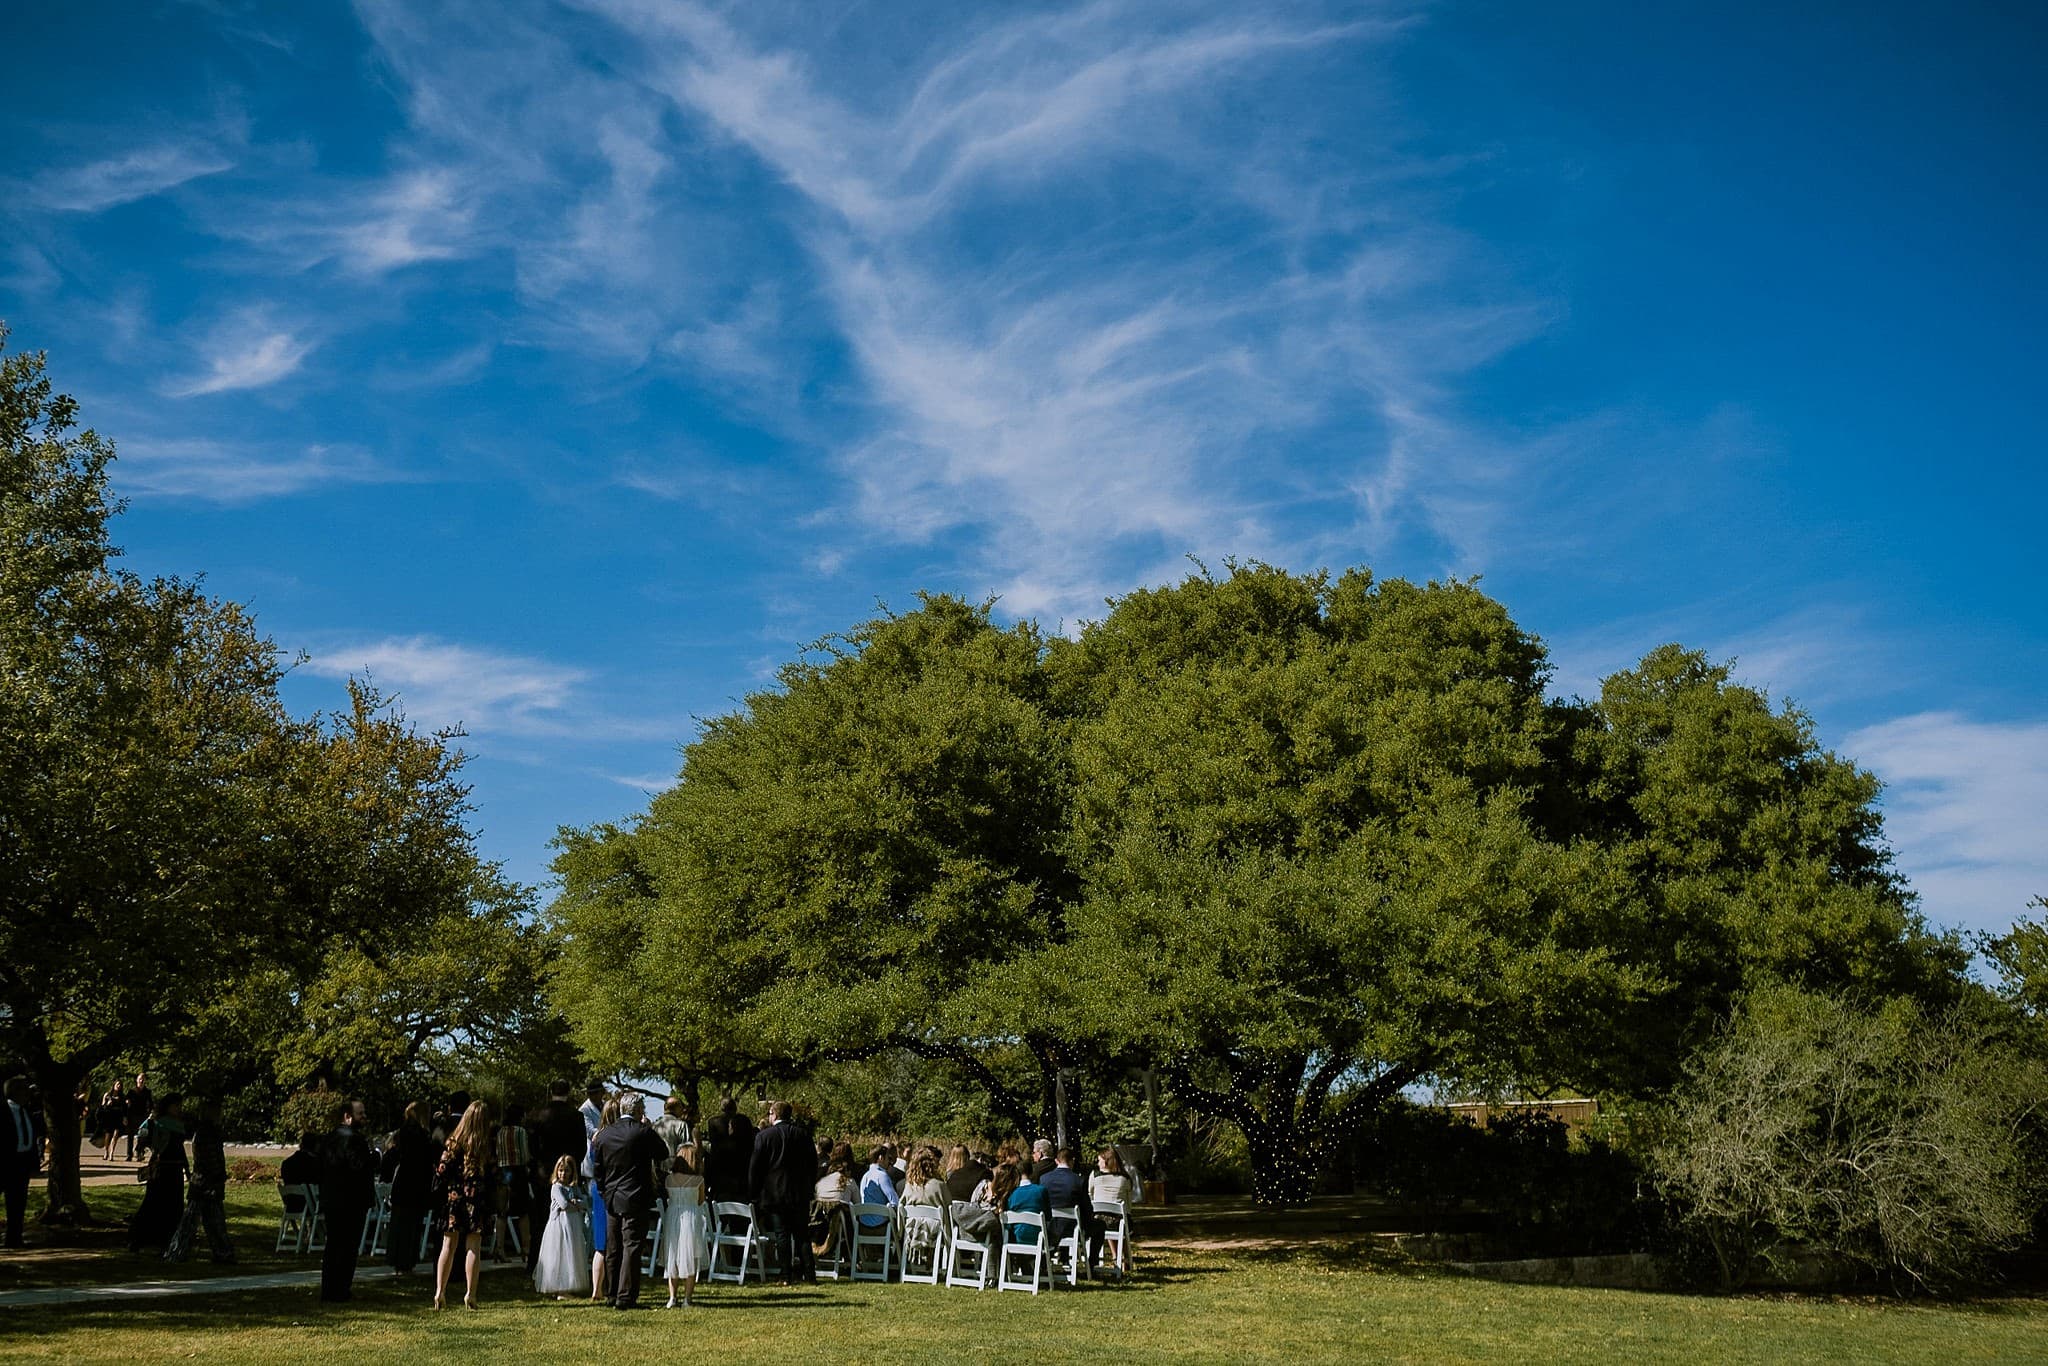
[0,1184,308,1291]
[3,1195,2046,1364]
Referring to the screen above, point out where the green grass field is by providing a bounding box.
[2,1187,2044,1363]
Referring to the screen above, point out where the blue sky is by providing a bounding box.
[2,0,2042,935]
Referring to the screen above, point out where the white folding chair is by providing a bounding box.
[946,1205,998,1290]
[1096,1198,1132,1275]
[898,1204,948,1284]
[709,1202,765,1284]
[1050,1210,1087,1286]
[849,1203,896,1282]
[641,1199,669,1280]
[998,1212,1049,1293]
[812,1202,852,1281]
[362,1181,392,1256]
[275,1182,317,1254]
[305,1187,328,1253]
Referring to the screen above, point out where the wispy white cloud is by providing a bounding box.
[115,438,397,501]
[300,636,589,737]
[1846,712,2048,935]
[27,141,235,212]
[163,309,314,397]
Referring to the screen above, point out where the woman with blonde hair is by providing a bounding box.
[431,1100,497,1309]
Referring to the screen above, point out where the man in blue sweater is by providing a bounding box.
[1038,1147,1101,1279]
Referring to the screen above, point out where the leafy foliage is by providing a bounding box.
[1651,985,2046,1290]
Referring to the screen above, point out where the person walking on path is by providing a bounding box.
[4,1077,38,1248]
[432,1101,496,1310]
[318,1100,377,1303]
[127,1094,187,1254]
[590,1093,667,1310]
[165,1099,235,1265]
[123,1075,152,1163]
[749,1101,817,1285]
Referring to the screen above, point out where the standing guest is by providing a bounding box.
[651,1093,694,1156]
[96,1080,125,1162]
[526,1080,586,1271]
[749,1100,817,1286]
[1028,1138,1056,1181]
[3,1077,38,1248]
[857,1145,899,1228]
[533,1155,593,1300]
[127,1094,187,1254]
[660,1144,709,1308]
[432,1100,496,1310]
[1040,1147,1100,1278]
[318,1100,377,1304]
[585,1097,617,1302]
[579,1082,606,1141]
[123,1073,153,1162]
[701,1096,754,1204]
[382,1101,435,1274]
[165,1099,235,1264]
[590,1093,668,1310]
[943,1144,990,1203]
[494,1102,533,1261]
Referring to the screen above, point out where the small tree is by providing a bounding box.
[1652,985,2045,1291]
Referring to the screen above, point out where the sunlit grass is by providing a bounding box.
[3,1188,2045,1364]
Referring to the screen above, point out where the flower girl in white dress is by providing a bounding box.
[662,1145,709,1308]
[533,1156,594,1299]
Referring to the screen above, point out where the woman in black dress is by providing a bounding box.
[431,1100,496,1309]
[126,1094,187,1254]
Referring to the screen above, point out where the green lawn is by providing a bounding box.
[2,1189,2045,1363]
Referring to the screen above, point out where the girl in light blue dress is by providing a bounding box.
[532,1156,593,1298]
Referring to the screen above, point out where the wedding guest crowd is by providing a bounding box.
[11,1072,1141,1309]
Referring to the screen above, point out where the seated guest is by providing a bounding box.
[280,1131,321,1211]
[1041,1147,1100,1276]
[857,1145,899,1227]
[902,1148,947,1208]
[813,1144,857,1203]
[1000,1163,1048,1242]
[1028,1138,1056,1181]
[1090,1147,1139,1207]
[943,1144,990,1203]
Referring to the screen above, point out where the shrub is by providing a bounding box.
[1651,986,2047,1291]
[227,1157,275,1184]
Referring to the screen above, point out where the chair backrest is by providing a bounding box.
[1095,1198,1127,1224]
[903,1203,944,1225]
[852,1202,894,1231]
[710,1200,754,1231]
[1002,1211,1045,1240]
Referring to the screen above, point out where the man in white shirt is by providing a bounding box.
[4,1076,40,1249]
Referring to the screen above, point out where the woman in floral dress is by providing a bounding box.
[431,1100,497,1310]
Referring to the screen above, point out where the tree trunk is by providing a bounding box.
[37,1059,90,1225]
[1244,1117,1317,1207]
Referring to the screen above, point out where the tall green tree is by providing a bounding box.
[550,596,1071,1132]
[0,329,556,1214]
[1042,564,1653,1203]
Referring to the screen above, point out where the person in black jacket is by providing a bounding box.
[382,1101,434,1273]
[318,1100,378,1303]
[701,1096,755,1204]
[1039,1147,1101,1278]
[589,1094,668,1309]
[749,1100,817,1285]
[525,1080,586,1271]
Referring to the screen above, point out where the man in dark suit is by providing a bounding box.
[318,1100,378,1303]
[590,1094,668,1309]
[749,1100,817,1285]
[1040,1147,1102,1278]
[525,1079,587,1270]
[3,1077,38,1249]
